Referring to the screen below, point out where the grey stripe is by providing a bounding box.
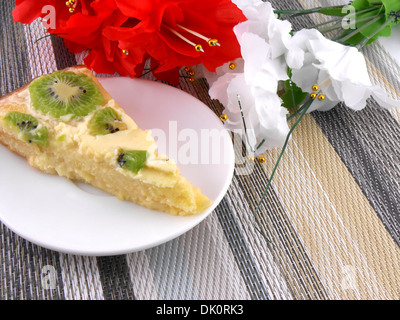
[234,162,330,300]
[142,213,251,300]
[96,255,136,300]
[0,223,65,299]
[215,196,271,300]
[312,102,400,247]
[50,36,77,70]
[0,1,65,300]
[0,0,32,96]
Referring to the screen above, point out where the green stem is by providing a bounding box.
[357,13,397,49]
[335,13,384,43]
[237,95,256,154]
[139,66,159,78]
[308,16,344,29]
[347,4,382,15]
[274,7,322,15]
[331,13,383,40]
[34,33,68,44]
[309,6,383,31]
[253,97,314,221]
[256,139,266,151]
[287,98,309,121]
[318,21,345,34]
[274,5,343,17]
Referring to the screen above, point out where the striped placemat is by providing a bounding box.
[1,0,400,300]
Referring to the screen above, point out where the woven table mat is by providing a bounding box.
[1,0,400,300]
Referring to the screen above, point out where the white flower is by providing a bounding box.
[205,0,292,153]
[287,29,400,112]
[200,58,244,90]
[233,0,292,60]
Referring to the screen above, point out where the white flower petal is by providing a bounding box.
[285,29,320,69]
[369,86,400,109]
[291,62,319,93]
[208,73,239,107]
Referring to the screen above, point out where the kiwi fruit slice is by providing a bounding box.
[117,150,148,174]
[4,112,49,147]
[29,71,104,118]
[88,107,128,135]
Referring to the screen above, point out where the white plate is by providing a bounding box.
[0,77,234,256]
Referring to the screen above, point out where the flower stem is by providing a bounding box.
[34,33,68,44]
[253,97,314,240]
[357,13,397,49]
[307,16,344,29]
[334,13,384,43]
[308,5,383,31]
[287,98,309,121]
[274,6,342,17]
[318,21,345,34]
[138,66,159,78]
[237,95,256,154]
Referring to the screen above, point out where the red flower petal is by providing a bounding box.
[84,48,117,74]
[12,0,47,23]
[114,0,153,20]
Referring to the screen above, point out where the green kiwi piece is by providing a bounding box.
[117,150,148,174]
[88,107,128,135]
[29,71,105,118]
[4,112,49,147]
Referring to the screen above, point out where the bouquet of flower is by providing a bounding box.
[12,0,400,226]
[13,0,246,85]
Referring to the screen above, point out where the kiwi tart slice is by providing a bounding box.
[29,71,104,119]
[88,107,128,135]
[0,66,212,216]
[4,111,48,147]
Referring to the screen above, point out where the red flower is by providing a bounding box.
[13,0,117,53]
[13,0,246,85]
[103,0,246,84]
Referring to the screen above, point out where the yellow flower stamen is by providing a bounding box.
[164,25,204,53]
[194,44,204,52]
[66,0,77,13]
[176,24,220,47]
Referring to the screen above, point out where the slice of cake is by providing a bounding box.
[0,66,212,216]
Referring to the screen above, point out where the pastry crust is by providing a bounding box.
[0,66,212,215]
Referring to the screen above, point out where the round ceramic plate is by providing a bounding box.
[0,77,235,256]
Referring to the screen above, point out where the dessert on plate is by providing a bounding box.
[0,66,211,216]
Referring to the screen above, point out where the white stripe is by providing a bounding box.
[59,254,104,300]
[127,213,251,299]
[23,20,58,77]
[126,251,159,300]
[227,176,294,300]
[263,137,391,299]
